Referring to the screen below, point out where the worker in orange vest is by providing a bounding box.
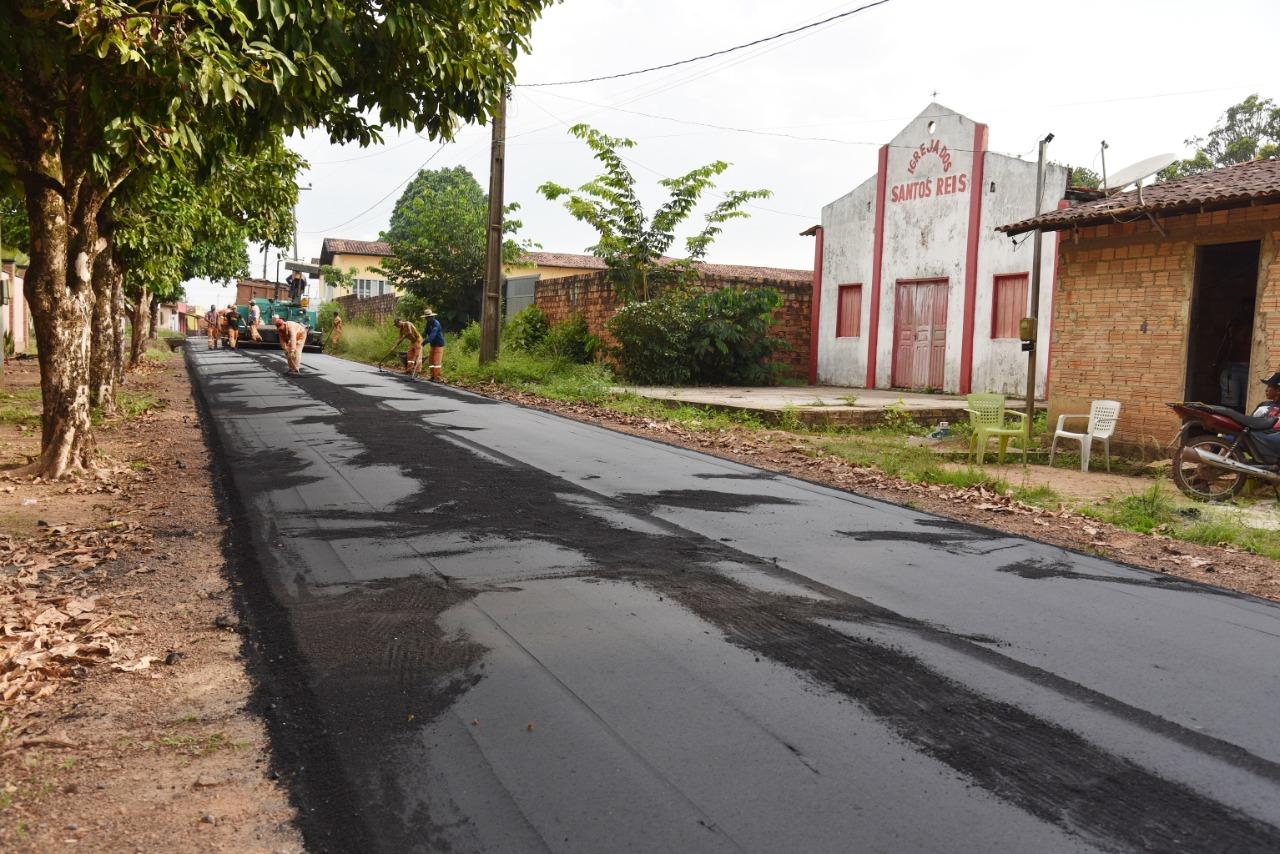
[273,316,307,374]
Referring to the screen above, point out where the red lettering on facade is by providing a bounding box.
[894,173,967,203]
[907,138,953,175]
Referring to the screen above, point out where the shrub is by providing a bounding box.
[608,291,696,385]
[541,313,599,364]
[607,286,782,385]
[506,305,550,352]
[457,320,482,354]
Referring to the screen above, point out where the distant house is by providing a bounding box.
[1,259,31,355]
[317,237,395,302]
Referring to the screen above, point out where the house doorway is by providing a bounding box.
[892,278,949,390]
[1186,241,1260,408]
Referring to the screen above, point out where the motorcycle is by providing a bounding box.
[1166,402,1280,501]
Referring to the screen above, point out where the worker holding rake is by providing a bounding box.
[385,318,424,377]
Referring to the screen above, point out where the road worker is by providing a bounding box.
[422,308,445,382]
[328,311,343,348]
[223,304,240,349]
[247,301,262,342]
[390,317,424,377]
[274,315,307,374]
[205,305,219,349]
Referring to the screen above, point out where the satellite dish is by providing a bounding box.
[1104,153,1177,191]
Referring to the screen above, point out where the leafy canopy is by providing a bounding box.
[380,165,525,328]
[1160,94,1280,181]
[539,124,771,303]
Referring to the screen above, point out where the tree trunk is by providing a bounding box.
[129,286,148,367]
[147,293,158,341]
[20,176,101,479]
[111,263,126,388]
[89,239,120,413]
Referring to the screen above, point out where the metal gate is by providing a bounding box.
[891,278,949,390]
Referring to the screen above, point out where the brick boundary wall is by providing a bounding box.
[534,270,812,380]
[334,293,398,326]
[1047,201,1280,455]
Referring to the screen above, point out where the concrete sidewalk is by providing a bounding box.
[616,384,1042,427]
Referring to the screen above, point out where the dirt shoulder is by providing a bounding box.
[451,380,1280,602]
[0,352,300,852]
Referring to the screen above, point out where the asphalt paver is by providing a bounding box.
[188,347,1280,853]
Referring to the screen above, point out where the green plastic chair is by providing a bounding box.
[965,394,1028,465]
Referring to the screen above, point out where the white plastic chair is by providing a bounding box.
[1049,400,1120,472]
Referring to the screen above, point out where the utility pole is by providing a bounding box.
[1100,140,1109,192]
[1025,133,1054,430]
[479,90,507,365]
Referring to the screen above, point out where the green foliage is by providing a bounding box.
[1160,94,1280,180]
[879,403,920,435]
[539,124,771,303]
[445,347,615,403]
[319,265,359,291]
[608,287,782,385]
[541,314,599,364]
[505,305,550,352]
[457,321,482,355]
[1069,166,1101,189]
[380,166,526,327]
[317,301,339,332]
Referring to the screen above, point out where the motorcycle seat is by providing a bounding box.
[1204,404,1278,431]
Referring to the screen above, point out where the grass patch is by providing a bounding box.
[1011,483,1064,510]
[1079,482,1280,559]
[812,431,1003,488]
[153,731,248,758]
[0,387,41,428]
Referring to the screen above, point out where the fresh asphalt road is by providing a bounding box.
[189,346,1280,854]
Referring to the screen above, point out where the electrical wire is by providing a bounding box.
[300,142,451,234]
[518,0,893,87]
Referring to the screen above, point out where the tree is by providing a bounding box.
[1067,166,1101,189]
[380,166,525,327]
[1160,94,1280,181]
[539,125,772,303]
[0,0,551,478]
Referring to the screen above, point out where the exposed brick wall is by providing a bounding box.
[1047,202,1280,453]
[334,293,398,326]
[534,270,812,379]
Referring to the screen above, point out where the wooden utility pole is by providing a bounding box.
[1025,133,1053,428]
[480,92,507,364]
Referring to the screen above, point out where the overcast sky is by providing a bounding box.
[189,0,1277,308]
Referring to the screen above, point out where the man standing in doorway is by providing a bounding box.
[274,315,307,374]
[423,308,445,382]
[1217,303,1253,410]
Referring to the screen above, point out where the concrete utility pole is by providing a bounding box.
[480,91,507,365]
[1025,133,1054,427]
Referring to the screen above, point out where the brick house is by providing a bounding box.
[529,253,814,379]
[998,158,1280,453]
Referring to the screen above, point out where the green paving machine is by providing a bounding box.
[233,297,324,352]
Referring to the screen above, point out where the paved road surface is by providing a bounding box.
[189,347,1280,853]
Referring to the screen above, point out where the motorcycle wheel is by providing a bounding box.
[1171,434,1247,502]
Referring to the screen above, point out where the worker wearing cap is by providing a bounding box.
[223,304,240,349]
[205,305,219,349]
[422,308,445,382]
[391,317,424,377]
[247,301,262,342]
[274,316,307,374]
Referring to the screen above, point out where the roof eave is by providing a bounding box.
[998,192,1280,236]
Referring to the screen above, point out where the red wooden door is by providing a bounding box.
[892,279,948,389]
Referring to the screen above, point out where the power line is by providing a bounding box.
[300,142,451,234]
[518,0,894,87]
